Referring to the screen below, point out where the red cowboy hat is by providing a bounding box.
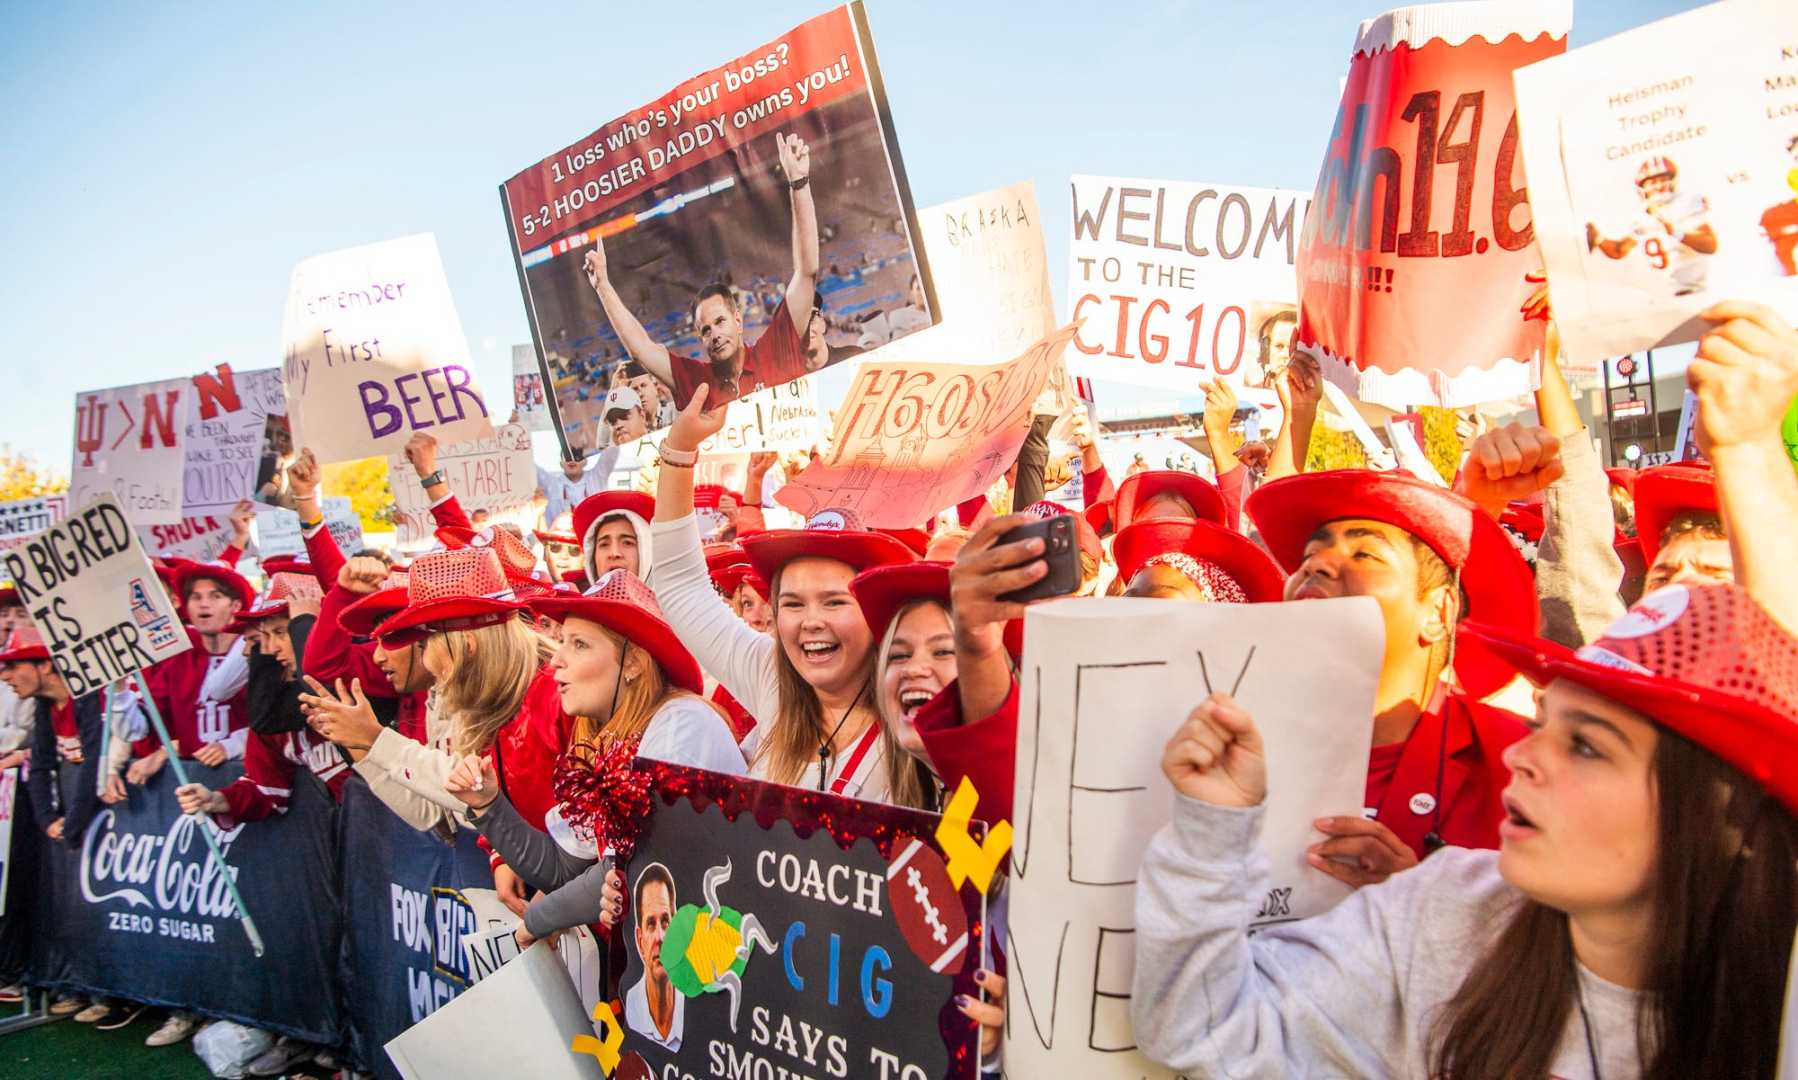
[741,508,915,585]
[336,574,412,639]
[876,528,932,559]
[174,561,255,609]
[703,543,748,574]
[374,549,526,644]
[1499,500,1546,544]
[1113,470,1228,532]
[710,562,769,603]
[1463,583,1798,813]
[1084,500,1114,539]
[1246,470,1536,698]
[558,568,590,589]
[0,626,49,664]
[436,526,539,580]
[850,561,952,643]
[1603,467,1639,495]
[571,490,655,550]
[258,554,315,580]
[1112,519,1286,603]
[1633,465,1718,565]
[528,569,703,694]
[226,572,320,633]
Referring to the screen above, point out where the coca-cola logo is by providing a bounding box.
[80,808,245,918]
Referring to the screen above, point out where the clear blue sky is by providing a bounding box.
[0,0,1700,477]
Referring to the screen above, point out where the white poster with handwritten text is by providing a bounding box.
[70,378,191,526]
[1005,596,1380,1077]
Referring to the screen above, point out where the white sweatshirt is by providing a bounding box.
[1133,794,1643,1079]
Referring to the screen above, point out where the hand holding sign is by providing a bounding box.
[1690,301,1798,456]
[287,449,321,501]
[1161,692,1266,808]
[669,383,728,447]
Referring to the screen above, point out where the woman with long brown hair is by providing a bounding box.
[649,387,914,801]
[1133,582,1798,1079]
[442,569,743,945]
[848,561,956,812]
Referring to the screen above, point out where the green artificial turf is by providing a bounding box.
[0,1008,213,1080]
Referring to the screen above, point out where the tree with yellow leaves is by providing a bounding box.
[0,447,69,502]
[320,457,397,532]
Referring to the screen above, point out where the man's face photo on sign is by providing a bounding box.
[501,3,935,460]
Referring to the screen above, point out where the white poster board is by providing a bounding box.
[1006,596,1382,1077]
[0,493,191,700]
[280,233,495,464]
[70,378,191,525]
[255,497,362,560]
[139,516,237,563]
[513,344,553,433]
[1067,176,1310,392]
[181,366,289,518]
[386,941,604,1080]
[0,768,15,918]
[1515,0,1798,365]
[0,495,67,552]
[870,182,1065,413]
[388,423,536,547]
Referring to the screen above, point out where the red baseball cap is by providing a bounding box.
[1112,519,1285,603]
[528,570,703,694]
[1247,470,1536,698]
[0,626,49,664]
[741,508,915,585]
[174,561,255,609]
[1464,583,1798,813]
[534,530,580,548]
[1633,465,1718,564]
[1113,471,1229,532]
[375,549,526,643]
[850,561,952,644]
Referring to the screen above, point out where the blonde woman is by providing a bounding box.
[443,569,743,946]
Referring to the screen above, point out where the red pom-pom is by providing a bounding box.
[550,739,654,863]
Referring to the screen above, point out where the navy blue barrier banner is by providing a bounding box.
[28,762,344,1045]
[0,767,42,981]
[336,776,498,1080]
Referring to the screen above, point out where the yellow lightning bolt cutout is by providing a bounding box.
[569,1001,624,1075]
[933,776,1013,894]
[684,911,744,985]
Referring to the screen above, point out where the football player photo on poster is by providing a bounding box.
[1583,155,1718,299]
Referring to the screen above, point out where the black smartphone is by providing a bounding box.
[997,515,1081,604]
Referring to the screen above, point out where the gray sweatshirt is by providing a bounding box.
[1535,433,1627,649]
[1133,794,1643,1079]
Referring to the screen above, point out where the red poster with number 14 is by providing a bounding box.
[1296,0,1568,410]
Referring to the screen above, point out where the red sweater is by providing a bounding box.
[136,627,248,758]
[219,729,353,822]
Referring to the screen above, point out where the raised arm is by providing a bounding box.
[778,131,819,333]
[1690,301,1798,631]
[583,238,674,389]
[1268,354,1321,482]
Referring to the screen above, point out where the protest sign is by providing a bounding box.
[280,233,494,464]
[617,763,985,1079]
[499,2,936,461]
[256,497,362,561]
[0,768,15,918]
[1068,177,1310,393]
[140,515,237,563]
[1005,596,1383,1077]
[873,181,1068,412]
[0,494,66,552]
[640,376,823,461]
[181,365,290,518]
[71,377,191,525]
[513,344,553,432]
[1515,0,1798,365]
[388,423,535,548]
[1296,0,1568,409]
[386,941,602,1080]
[0,493,190,699]
[776,325,1079,527]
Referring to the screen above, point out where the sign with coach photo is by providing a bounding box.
[0,492,190,699]
[616,763,987,1079]
[500,2,937,461]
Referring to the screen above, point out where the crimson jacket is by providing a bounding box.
[136,626,248,759]
[914,679,1526,861]
[219,728,353,822]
